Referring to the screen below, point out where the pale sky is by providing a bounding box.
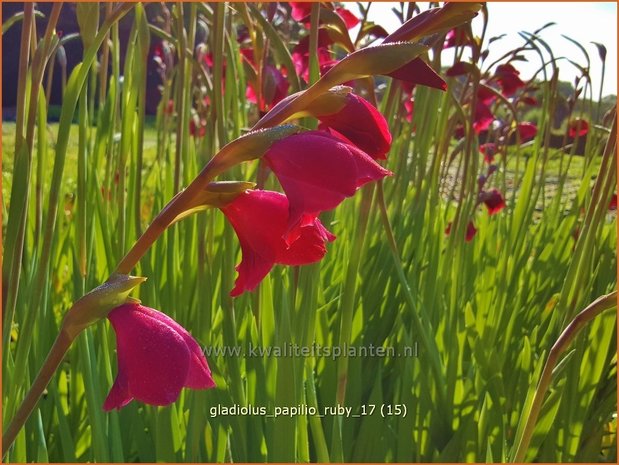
[356,2,617,98]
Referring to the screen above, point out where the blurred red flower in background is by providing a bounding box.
[517,122,537,141]
[445,221,477,242]
[567,118,589,137]
[480,189,506,215]
[494,63,525,96]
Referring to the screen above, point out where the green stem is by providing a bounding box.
[511,291,617,462]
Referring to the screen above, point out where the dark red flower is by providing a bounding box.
[164,99,174,115]
[446,61,470,77]
[474,102,495,134]
[465,222,478,241]
[480,189,506,215]
[567,118,589,138]
[453,124,465,140]
[240,47,255,66]
[477,85,496,105]
[315,93,392,160]
[263,131,392,237]
[520,95,538,106]
[479,143,497,164]
[189,118,206,138]
[445,221,477,242]
[609,193,617,210]
[517,122,537,142]
[104,303,215,410]
[494,63,525,96]
[221,190,335,296]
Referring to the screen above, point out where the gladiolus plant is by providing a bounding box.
[2,2,616,463]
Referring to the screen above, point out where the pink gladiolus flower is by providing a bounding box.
[480,189,506,215]
[104,304,215,411]
[316,93,392,160]
[568,118,589,138]
[517,122,537,142]
[494,63,525,96]
[263,131,391,237]
[221,190,335,296]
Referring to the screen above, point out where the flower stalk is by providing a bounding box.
[511,291,617,462]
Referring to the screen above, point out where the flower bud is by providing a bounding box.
[62,274,147,337]
[208,124,303,176]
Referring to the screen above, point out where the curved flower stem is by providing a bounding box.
[2,329,75,455]
[115,157,225,274]
[511,291,617,462]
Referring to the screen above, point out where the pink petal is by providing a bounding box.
[103,353,132,411]
[107,304,190,407]
[335,7,360,29]
[221,190,334,296]
[264,131,391,233]
[316,93,392,160]
[386,57,447,91]
[132,306,215,390]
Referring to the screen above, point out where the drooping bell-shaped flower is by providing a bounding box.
[221,190,335,296]
[494,63,525,96]
[480,189,506,215]
[567,118,589,138]
[316,93,392,160]
[263,131,392,237]
[104,303,215,411]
